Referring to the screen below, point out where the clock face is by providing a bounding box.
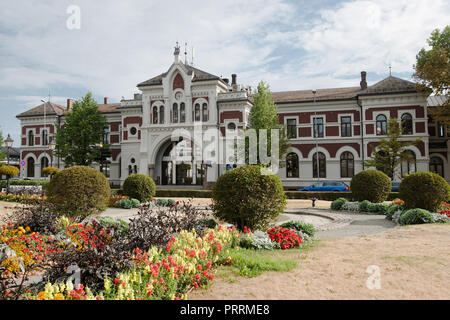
[175,92,183,101]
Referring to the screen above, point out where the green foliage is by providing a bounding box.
[399,171,450,212]
[47,166,110,218]
[226,248,298,278]
[351,169,391,203]
[280,220,316,237]
[386,204,404,219]
[0,165,19,177]
[95,216,129,236]
[364,118,421,179]
[155,189,212,198]
[330,198,348,210]
[118,198,140,209]
[359,200,371,212]
[155,198,176,207]
[398,208,433,225]
[199,219,218,229]
[42,167,61,178]
[413,26,450,125]
[0,132,6,160]
[122,174,156,202]
[243,81,290,166]
[55,92,109,166]
[212,165,287,231]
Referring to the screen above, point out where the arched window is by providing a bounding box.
[153,106,158,124]
[173,103,178,123]
[313,152,326,178]
[159,106,164,124]
[340,152,354,178]
[28,131,34,146]
[401,150,416,177]
[401,113,413,135]
[286,153,299,178]
[430,156,444,177]
[202,103,208,122]
[27,157,35,178]
[180,103,185,123]
[227,122,236,131]
[41,157,49,177]
[195,103,200,122]
[376,115,387,135]
[42,129,48,146]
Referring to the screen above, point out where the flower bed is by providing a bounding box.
[267,226,302,250]
[0,192,46,205]
[26,226,240,300]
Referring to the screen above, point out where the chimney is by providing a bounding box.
[231,74,238,91]
[231,74,237,85]
[104,97,109,104]
[67,98,73,110]
[360,71,367,90]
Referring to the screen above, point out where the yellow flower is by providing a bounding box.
[37,291,47,300]
[55,293,65,300]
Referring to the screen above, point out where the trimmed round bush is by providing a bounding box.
[351,169,391,203]
[398,208,433,225]
[122,174,156,202]
[399,172,450,212]
[0,165,20,177]
[331,198,348,210]
[47,166,110,218]
[212,165,287,231]
[359,200,371,212]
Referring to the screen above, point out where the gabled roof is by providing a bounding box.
[359,76,417,95]
[16,102,66,118]
[271,87,361,103]
[137,63,221,87]
[16,102,120,118]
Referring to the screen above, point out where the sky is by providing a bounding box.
[0,0,449,146]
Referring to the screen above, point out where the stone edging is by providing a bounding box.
[283,208,354,231]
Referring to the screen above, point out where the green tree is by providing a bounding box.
[0,131,6,161]
[364,118,421,179]
[241,81,289,168]
[413,26,450,125]
[55,92,109,166]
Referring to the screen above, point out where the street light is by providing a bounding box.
[312,90,319,182]
[4,134,13,194]
[48,139,56,167]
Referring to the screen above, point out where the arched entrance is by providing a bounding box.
[155,138,205,186]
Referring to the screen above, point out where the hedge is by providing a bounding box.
[155,189,213,198]
[0,180,49,188]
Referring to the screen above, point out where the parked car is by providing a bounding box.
[391,181,401,192]
[299,181,350,192]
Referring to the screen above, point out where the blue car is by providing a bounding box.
[299,181,350,192]
[391,181,401,192]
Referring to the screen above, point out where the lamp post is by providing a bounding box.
[4,134,13,194]
[48,140,56,167]
[313,90,319,182]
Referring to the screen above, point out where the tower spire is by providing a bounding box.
[174,41,180,63]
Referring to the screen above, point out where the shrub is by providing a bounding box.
[118,198,140,209]
[331,198,348,210]
[212,165,287,231]
[351,169,391,203]
[398,208,433,225]
[341,201,360,212]
[399,172,450,212]
[122,174,156,203]
[239,230,279,250]
[386,204,404,219]
[280,221,316,237]
[0,165,19,177]
[369,203,389,214]
[267,226,302,250]
[46,166,110,218]
[199,219,218,229]
[359,200,371,212]
[42,167,61,178]
[155,198,177,207]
